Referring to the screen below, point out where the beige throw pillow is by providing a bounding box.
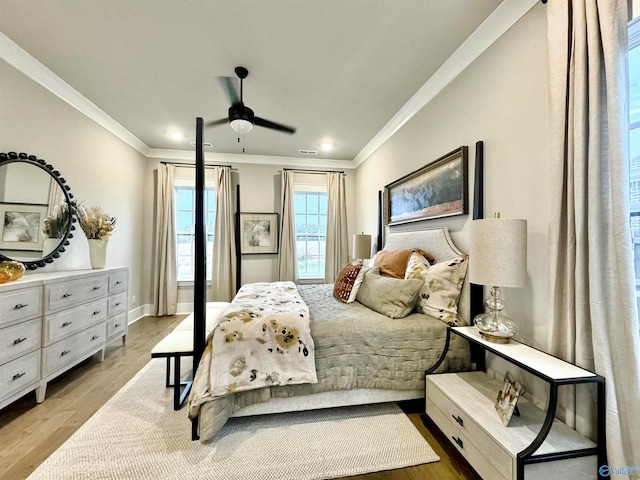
[356,267,424,319]
[404,252,468,325]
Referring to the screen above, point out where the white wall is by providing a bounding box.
[0,59,148,316]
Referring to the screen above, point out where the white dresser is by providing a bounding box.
[0,267,128,410]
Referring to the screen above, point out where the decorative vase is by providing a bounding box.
[0,260,26,282]
[42,237,59,257]
[88,238,109,269]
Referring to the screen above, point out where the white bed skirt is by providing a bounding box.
[231,388,423,417]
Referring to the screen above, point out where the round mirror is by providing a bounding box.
[0,152,75,270]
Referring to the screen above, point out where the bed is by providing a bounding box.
[188,226,475,442]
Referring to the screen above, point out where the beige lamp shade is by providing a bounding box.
[352,234,372,260]
[469,218,527,288]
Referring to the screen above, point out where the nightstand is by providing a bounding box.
[425,326,605,480]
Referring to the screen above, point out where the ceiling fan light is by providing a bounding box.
[230,118,253,134]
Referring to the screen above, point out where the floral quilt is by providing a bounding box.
[189,282,317,412]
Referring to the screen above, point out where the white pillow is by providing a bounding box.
[404,252,468,325]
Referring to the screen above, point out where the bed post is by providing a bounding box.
[235,184,241,292]
[470,140,486,371]
[376,190,384,252]
[191,117,206,441]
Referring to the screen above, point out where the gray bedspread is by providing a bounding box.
[192,284,470,442]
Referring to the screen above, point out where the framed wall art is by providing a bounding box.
[240,212,279,254]
[0,203,48,251]
[385,146,468,225]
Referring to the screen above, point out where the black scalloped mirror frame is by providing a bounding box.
[0,151,76,270]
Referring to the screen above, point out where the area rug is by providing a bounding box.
[27,359,439,480]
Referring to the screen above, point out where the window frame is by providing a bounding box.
[293,183,328,283]
[174,178,216,284]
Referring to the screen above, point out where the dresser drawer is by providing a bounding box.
[107,312,127,338]
[44,298,108,346]
[42,323,106,376]
[427,377,512,479]
[108,271,128,294]
[0,286,42,327]
[108,292,127,316]
[45,275,108,313]
[0,318,41,366]
[0,349,40,401]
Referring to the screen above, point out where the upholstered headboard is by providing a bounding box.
[383,227,470,326]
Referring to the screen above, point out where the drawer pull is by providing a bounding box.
[62,321,73,327]
[115,302,122,306]
[13,337,27,345]
[115,323,121,328]
[93,286,102,290]
[61,350,71,357]
[452,436,464,449]
[91,335,100,341]
[62,293,73,298]
[93,310,101,315]
[12,372,26,381]
[116,281,123,285]
[13,303,28,309]
[452,414,464,427]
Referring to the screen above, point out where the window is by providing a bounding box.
[294,189,327,279]
[629,17,640,320]
[175,182,216,281]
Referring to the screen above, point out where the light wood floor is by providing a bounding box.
[0,315,481,480]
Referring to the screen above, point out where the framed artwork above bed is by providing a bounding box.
[384,146,468,225]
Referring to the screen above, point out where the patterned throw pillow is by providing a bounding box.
[333,261,364,303]
[404,252,468,325]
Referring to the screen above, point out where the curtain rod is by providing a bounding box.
[282,168,345,174]
[160,161,236,170]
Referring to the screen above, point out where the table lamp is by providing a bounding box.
[352,233,372,266]
[469,214,527,343]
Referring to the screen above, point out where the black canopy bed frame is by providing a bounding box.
[190,118,485,439]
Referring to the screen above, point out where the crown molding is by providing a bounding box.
[0,32,151,156]
[352,0,539,167]
[146,148,355,169]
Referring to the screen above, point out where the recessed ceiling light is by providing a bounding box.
[320,141,334,151]
[167,130,185,141]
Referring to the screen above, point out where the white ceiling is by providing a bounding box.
[0,0,523,164]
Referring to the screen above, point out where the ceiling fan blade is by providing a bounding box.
[254,116,296,134]
[217,76,240,105]
[205,118,229,128]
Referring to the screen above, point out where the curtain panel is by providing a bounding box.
[210,166,237,302]
[324,172,349,282]
[277,170,297,282]
[547,0,640,474]
[153,164,178,316]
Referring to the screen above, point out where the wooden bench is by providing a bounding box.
[151,302,230,410]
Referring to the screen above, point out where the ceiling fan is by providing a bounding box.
[207,66,296,135]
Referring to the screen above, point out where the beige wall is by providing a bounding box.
[0,59,148,317]
[355,4,550,347]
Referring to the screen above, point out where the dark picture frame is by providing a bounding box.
[0,203,48,251]
[240,212,279,254]
[385,146,468,225]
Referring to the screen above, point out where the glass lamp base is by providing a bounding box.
[473,313,517,344]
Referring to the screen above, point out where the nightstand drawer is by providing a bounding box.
[0,318,41,366]
[427,375,512,479]
[108,271,128,294]
[427,395,510,480]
